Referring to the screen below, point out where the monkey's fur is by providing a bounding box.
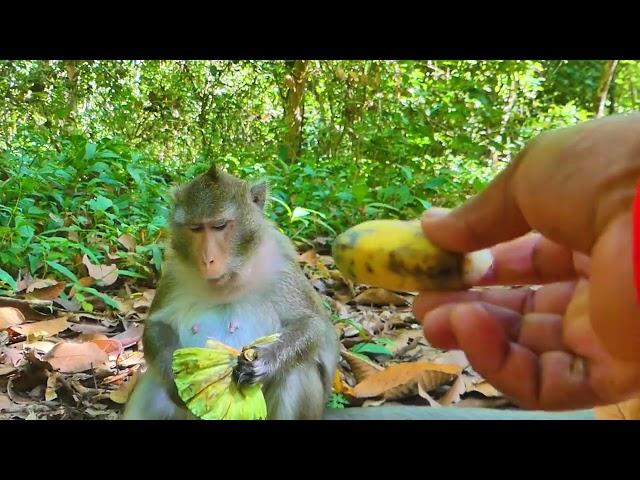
[123,166,339,420]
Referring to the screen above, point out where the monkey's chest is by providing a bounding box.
[176,301,282,351]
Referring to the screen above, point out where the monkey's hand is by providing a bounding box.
[233,343,277,386]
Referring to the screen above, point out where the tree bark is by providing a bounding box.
[595,60,619,118]
[283,60,309,162]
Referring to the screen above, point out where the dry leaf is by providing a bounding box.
[0,307,25,329]
[0,393,10,412]
[26,279,56,293]
[25,281,66,301]
[418,382,442,407]
[385,329,424,357]
[298,249,318,266]
[342,350,383,383]
[82,255,118,286]
[116,350,145,367]
[352,362,461,400]
[433,350,470,369]
[24,341,57,355]
[11,316,70,337]
[69,323,112,335]
[468,381,501,398]
[45,341,109,373]
[0,298,50,321]
[45,372,59,401]
[117,234,137,252]
[595,397,640,420]
[352,288,408,307]
[1,346,25,367]
[133,289,155,311]
[109,371,140,404]
[439,375,468,406]
[91,338,124,357]
[332,370,354,396]
[111,324,144,348]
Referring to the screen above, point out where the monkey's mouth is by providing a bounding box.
[206,272,232,285]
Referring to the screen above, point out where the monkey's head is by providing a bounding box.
[168,164,268,286]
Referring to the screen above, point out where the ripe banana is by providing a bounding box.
[332,219,493,292]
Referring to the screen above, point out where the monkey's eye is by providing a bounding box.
[189,225,204,232]
[212,221,228,231]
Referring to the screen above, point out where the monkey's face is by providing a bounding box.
[169,169,267,286]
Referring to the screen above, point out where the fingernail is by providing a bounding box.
[422,207,450,221]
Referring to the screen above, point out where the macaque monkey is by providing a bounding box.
[123,165,340,420]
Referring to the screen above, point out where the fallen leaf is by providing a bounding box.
[433,350,470,370]
[25,279,57,293]
[0,365,16,375]
[45,341,109,373]
[1,346,25,366]
[45,372,60,401]
[468,381,501,398]
[78,333,108,342]
[352,362,461,400]
[11,316,70,337]
[91,338,124,357]
[352,288,408,307]
[342,351,383,383]
[0,307,25,329]
[109,371,140,404]
[25,281,66,301]
[439,375,468,406]
[69,322,112,335]
[418,382,442,407]
[385,329,424,357]
[595,397,640,420]
[116,350,145,367]
[298,249,318,266]
[24,341,57,355]
[0,393,10,412]
[82,255,118,286]
[117,234,137,252]
[133,289,155,311]
[54,297,81,312]
[0,298,50,321]
[111,324,144,348]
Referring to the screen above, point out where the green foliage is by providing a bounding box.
[327,393,350,409]
[1,60,635,292]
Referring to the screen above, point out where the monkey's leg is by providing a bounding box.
[122,370,196,420]
[264,362,330,420]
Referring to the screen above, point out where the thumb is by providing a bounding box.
[421,166,531,253]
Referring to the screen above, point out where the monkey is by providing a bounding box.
[122,164,596,421]
[123,164,340,420]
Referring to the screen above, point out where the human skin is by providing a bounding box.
[413,113,640,410]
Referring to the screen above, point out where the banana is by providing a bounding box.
[332,219,493,292]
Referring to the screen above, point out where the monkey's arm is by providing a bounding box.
[235,268,337,385]
[322,406,596,420]
[141,319,183,404]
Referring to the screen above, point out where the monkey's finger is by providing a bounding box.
[425,302,599,410]
[421,301,566,354]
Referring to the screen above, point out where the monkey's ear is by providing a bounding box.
[250,180,268,210]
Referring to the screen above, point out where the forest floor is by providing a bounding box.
[0,242,513,420]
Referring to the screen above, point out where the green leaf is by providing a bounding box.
[127,164,143,185]
[46,261,78,283]
[351,342,393,357]
[88,195,114,212]
[116,269,147,279]
[84,142,97,161]
[0,267,17,290]
[76,286,119,309]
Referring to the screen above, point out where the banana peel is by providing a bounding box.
[332,219,493,292]
[172,334,280,420]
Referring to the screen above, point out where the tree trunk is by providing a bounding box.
[283,60,309,162]
[595,60,619,118]
[64,60,80,131]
